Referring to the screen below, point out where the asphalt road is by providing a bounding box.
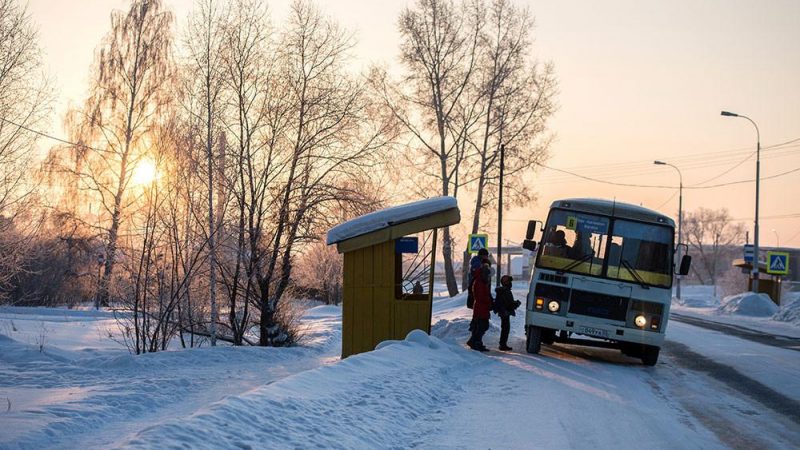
[670,312,800,352]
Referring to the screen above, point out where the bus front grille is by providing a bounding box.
[568,290,629,322]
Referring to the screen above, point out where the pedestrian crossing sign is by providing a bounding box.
[766,251,790,275]
[467,234,488,254]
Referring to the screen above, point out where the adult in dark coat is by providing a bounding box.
[467,257,492,351]
[466,248,488,310]
[494,275,521,351]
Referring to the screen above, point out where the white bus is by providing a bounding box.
[522,198,691,365]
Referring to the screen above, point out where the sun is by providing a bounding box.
[131,157,158,186]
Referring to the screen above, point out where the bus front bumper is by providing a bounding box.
[526,311,666,347]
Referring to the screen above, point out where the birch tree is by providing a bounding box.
[59,0,174,306]
[182,0,227,345]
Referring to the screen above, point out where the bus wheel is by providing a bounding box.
[526,326,542,354]
[641,346,660,366]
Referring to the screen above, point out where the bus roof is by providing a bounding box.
[549,198,675,228]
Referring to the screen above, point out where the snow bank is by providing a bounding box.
[773,292,800,324]
[672,285,719,308]
[717,292,779,317]
[0,305,118,321]
[326,196,457,244]
[301,304,341,319]
[119,330,471,449]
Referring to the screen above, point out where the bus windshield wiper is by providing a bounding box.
[621,259,649,289]
[557,253,594,274]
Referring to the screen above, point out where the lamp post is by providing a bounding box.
[721,110,760,293]
[772,229,779,249]
[654,160,683,300]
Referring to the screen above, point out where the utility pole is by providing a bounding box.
[497,144,505,286]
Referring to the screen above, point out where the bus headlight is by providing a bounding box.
[548,300,560,313]
[634,315,647,328]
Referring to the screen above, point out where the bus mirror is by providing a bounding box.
[679,255,692,276]
[525,220,538,240]
[523,240,537,252]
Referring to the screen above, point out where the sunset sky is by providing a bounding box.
[27,0,800,248]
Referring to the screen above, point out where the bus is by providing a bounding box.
[521,198,691,366]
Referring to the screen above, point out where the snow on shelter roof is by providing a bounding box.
[326,197,459,248]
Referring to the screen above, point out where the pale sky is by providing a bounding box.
[27,0,800,248]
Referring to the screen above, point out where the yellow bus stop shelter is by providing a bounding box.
[327,197,460,358]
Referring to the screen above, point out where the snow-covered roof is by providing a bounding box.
[326,196,458,246]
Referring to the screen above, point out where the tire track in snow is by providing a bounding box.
[664,341,800,425]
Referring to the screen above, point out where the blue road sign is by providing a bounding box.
[468,234,488,254]
[767,251,790,275]
[743,244,754,263]
[396,237,419,254]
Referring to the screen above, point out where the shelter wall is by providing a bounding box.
[342,239,433,357]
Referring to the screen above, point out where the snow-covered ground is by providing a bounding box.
[671,285,800,338]
[2,287,799,449]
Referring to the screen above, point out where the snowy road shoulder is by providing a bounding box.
[119,331,471,449]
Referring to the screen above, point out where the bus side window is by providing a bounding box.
[608,238,622,265]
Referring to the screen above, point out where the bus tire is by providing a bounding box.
[641,345,660,366]
[526,326,542,354]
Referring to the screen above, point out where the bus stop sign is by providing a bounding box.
[767,251,789,275]
[468,234,488,254]
[743,244,754,263]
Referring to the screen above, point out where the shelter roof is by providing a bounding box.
[327,197,460,253]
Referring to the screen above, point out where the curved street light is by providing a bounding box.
[721,110,761,293]
[654,160,683,300]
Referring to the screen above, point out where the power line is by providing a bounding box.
[536,145,800,185]
[655,189,678,210]
[535,161,800,190]
[685,166,800,189]
[0,116,106,153]
[534,137,800,185]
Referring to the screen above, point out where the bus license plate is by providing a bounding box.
[578,326,608,338]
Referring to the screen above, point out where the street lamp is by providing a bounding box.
[772,229,779,248]
[654,160,683,300]
[721,110,760,293]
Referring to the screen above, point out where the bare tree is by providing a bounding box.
[293,239,343,305]
[207,0,392,346]
[683,207,746,286]
[0,0,51,300]
[216,0,273,346]
[116,121,209,354]
[182,0,228,345]
[376,0,482,296]
[53,0,175,306]
[465,0,556,235]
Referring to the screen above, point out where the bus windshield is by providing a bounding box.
[606,219,673,288]
[536,209,674,288]
[538,209,609,276]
